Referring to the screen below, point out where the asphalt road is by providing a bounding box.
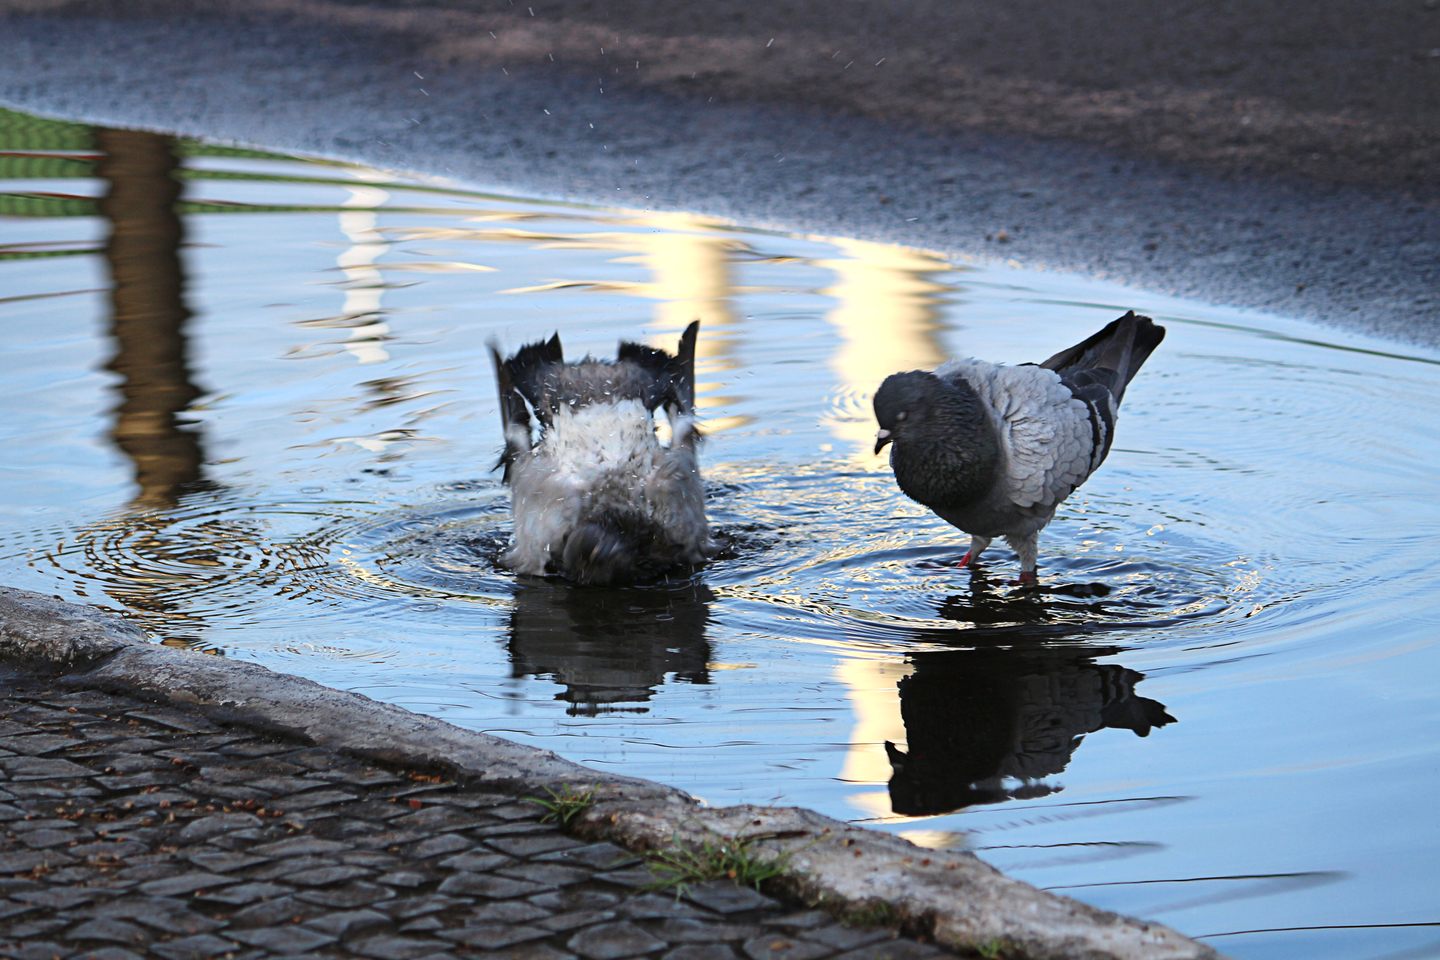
[0,1,1437,347]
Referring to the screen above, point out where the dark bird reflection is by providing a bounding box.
[885,573,1175,816]
[507,579,714,716]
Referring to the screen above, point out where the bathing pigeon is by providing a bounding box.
[491,320,719,585]
[873,311,1165,583]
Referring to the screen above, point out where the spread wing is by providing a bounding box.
[938,360,1105,510]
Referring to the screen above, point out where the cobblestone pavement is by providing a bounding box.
[0,669,953,960]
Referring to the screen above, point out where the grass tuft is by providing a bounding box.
[644,831,788,895]
[974,937,1017,959]
[527,783,596,827]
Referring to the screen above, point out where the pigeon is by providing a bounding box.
[873,311,1165,584]
[490,320,719,585]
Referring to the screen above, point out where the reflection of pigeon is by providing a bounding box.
[491,320,718,585]
[885,647,1175,816]
[507,580,714,715]
[874,311,1165,583]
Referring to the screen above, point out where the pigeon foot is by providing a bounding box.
[918,552,976,569]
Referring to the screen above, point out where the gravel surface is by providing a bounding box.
[0,1,1436,348]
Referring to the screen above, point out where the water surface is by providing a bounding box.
[3,107,1439,959]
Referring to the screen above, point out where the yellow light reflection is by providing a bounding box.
[835,654,911,820]
[817,239,951,465]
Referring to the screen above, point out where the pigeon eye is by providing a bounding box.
[895,411,908,421]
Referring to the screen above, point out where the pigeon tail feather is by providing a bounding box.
[1038,311,1165,405]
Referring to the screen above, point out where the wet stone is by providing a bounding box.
[497,862,592,887]
[438,923,552,949]
[294,880,395,908]
[286,864,372,886]
[509,946,578,960]
[375,871,429,888]
[567,920,668,960]
[228,927,338,952]
[243,856,336,881]
[537,909,618,933]
[830,944,946,960]
[174,814,263,842]
[14,888,102,910]
[537,842,640,871]
[1,757,95,779]
[665,946,741,960]
[301,907,392,938]
[193,880,292,905]
[655,919,765,945]
[435,872,546,899]
[227,895,325,928]
[184,851,268,873]
[382,894,465,920]
[761,912,833,931]
[407,835,473,859]
[7,782,102,800]
[136,872,236,898]
[529,888,624,913]
[148,934,237,960]
[684,882,780,915]
[741,935,833,960]
[599,866,660,889]
[277,789,358,811]
[18,828,82,850]
[249,836,349,857]
[5,917,67,939]
[468,899,552,924]
[75,949,146,960]
[123,711,216,734]
[66,917,150,944]
[622,896,712,921]
[349,935,451,960]
[487,833,586,857]
[399,916,445,933]
[0,939,72,960]
[0,734,79,755]
[799,927,891,950]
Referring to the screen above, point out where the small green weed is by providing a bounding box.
[644,831,787,895]
[843,899,901,928]
[975,937,1016,959]
[527,783,596,827]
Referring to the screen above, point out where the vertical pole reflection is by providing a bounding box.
[94,127,205,506]
[820,239,950,463]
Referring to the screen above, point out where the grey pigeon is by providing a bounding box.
[491,320,718,585]
[873,311,1165,583]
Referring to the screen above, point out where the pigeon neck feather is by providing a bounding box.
[888,375,999,509]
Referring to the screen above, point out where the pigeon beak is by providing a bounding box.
[874,429,892,455]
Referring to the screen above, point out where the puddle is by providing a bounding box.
[3,106,1440,958]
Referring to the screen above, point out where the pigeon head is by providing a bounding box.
[874,371,948,454]
[873,369,1001,509]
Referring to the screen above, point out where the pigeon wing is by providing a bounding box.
[940,361,1101,510]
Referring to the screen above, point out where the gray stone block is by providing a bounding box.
[567,920,668,959]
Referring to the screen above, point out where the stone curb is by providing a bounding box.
[0,586,1222,960]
